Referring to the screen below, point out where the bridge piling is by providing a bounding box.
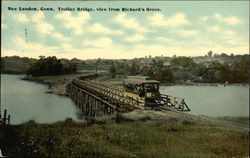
[66,78,139,117]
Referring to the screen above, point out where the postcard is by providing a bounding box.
[1,1,249,157]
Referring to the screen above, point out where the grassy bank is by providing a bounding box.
[21,75,67,84]
[0,116,248,158]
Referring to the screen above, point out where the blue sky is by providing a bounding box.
[1,1,249,59]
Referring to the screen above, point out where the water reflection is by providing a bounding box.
[1,75,80,124]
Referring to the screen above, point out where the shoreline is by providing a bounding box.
[2,73,249,87]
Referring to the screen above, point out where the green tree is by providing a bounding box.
[156,59,164,69]
[195,64,207,76]
[141,68,154,78]
[127,62,139,75]
[1,58,4,73]
[96,58,102,64]
[170,57,194,68]
[155,68,173,82]
[26,56,73,76]
[207,51,213,57]
[109,62,116,78]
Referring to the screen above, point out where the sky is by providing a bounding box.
[1,1,249,59]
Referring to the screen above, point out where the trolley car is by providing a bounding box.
[124,76,190,111]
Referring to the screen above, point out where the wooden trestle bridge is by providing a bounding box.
[66,75,190,117]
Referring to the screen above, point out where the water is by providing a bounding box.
[160,85,249,117]
[1,74,79,124]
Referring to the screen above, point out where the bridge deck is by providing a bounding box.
[66,76,190,116]
[101,83,145,108]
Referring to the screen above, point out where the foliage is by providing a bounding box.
[127,62,140,75]
[96,58,102,64]
[0,117,248,158]
[26,56,76,76]
[109,62,116,78]
[207,51,213,57]
[1,56,36,74]
[155,68,174,82]
[170,57,195,68]
[194,63,207,76]
[141,68,154,78]
[207,59,249,83]
[0,58,4,72]
[156,59,164,69]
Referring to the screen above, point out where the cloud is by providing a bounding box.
[125,34,146,42]
[208,28,243,46]
[87,23,123,35]
[156,37,173,43]
[225,39,239,45]
[29,12,69,41]
[177,29,199,36]
[213,13,241,25]
[113,13,150,33]
[1,23,7,29]
[207,25,236,40]
[223,30,235,36]
[83,37,113,48]
[14,13,29,23]
[2,36,59,58]
[220,30,237,43]
[148,13,190,27]
[3,34,248,60]
[52,32,70,41]
[216,30,236,40]
[61,43,73,50]
[31,12,45,22]
[36,22,54,34]
[200,16,209,22]
[208,25,221,32]
[55,12,90,35]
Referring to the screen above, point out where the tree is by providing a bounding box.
[213,53,219,58]
[141,68,154,78]
[155,68,173,82]
[156,59,164,69]
[96,58,102,64]
[207,51,213,57]
[109,62,116,78]
[220,53,229,57]
[26,56,75,76]
[195,64,207,76]
[170,57,195,68]
[1,58,4,73]
[127,62,139,75]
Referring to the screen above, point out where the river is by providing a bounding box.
[160,85,249,117]
[1,75,249,124]
[1,74,79,124]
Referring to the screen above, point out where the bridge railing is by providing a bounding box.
[72,79,139,110]
[161,94,190,111]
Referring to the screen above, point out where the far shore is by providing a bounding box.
[15,73,249,88]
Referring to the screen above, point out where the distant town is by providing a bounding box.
[1,52,249,84]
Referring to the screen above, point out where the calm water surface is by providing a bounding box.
[1,75,79,124]
[160,85,249,117]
